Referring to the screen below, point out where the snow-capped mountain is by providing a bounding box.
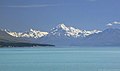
[1,24,120,46]
[0,29,54,47]
[0,29,28,43]
[73,28,120,46]
[5,24,101,39]
[6,29,48,39]
[39,24,102,45]
[49,24,101,38]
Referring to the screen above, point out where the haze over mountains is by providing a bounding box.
[1,23,120,46]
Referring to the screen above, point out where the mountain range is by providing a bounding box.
[1,24,120,46]
[0,29,54,47]
[6,24,101,38]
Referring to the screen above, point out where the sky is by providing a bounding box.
[0,0,120,32]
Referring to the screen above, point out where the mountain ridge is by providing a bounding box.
[1,24,120,46]
[6,24,101,38]
[0,29,54,47]
[6,29,48,39]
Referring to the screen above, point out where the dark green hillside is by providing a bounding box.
[0,42,54,47]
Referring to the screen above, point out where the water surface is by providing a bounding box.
[0,46,120,71]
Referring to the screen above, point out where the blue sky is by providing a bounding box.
[0,0,120,31]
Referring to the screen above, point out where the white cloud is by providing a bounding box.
[113,21,120,25]
[107,21,120,26]
[0,4,59,8]
[107,23,113,26]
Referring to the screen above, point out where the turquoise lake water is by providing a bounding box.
[0,46,120,71]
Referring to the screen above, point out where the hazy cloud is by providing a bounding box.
[0,4,60,8]
[107,23,113,26]
[88,0,96,2]
[107,21,120,26]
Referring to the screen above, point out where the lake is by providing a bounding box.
[0,46,120,71]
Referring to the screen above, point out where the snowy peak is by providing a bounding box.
[50,24,101,38]
[6,29,48,38]
[50,24,82,37]
[51,24,69,32]
[56,24,69,31]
